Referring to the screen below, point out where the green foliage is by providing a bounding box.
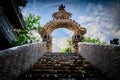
[61,40,72,53]
[25,13,41,30]
[12,13,41,46]
[82,37,106,44]
[60,37,106,53]
[61,47,72,53]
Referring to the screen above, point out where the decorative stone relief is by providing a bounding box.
[38,4,87,53]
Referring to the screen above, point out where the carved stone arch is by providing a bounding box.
[45,19,81,34]
[38,4,87,53]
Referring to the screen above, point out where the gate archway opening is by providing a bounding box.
[38,4,86,53]
[51,28,73,52]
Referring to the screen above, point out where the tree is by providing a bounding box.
[12,13,42,46]
[61,39,72,53]
[61,37,106,53]
[82,37,106,44]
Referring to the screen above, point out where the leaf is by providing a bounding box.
[12,13,42,46]
[82,37,106,44]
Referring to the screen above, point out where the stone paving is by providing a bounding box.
[17,53,108,80]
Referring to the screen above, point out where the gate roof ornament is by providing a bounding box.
[52,4,72,20]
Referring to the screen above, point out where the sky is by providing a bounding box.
[20,0,120,51]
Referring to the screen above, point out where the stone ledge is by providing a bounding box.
[0,42,46,80]
[78,42,120,80]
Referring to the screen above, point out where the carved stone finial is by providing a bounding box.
[59,4,65,10]
[52,4,72,20]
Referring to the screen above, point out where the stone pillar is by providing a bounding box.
[46,35,52,53]
[72,35,79,53]
[46,41,52,53]
[72,42,78,53]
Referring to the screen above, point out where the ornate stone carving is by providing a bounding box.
[38,4,87,53]
[52,4,72,20]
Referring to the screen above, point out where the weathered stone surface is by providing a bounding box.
[38,5,86,53]
[0,42,45,80]
[78,42,120,80]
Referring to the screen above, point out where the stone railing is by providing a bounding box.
[0,42,46,80]
[78,42,120,80]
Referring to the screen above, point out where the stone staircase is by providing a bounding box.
[18,53,108,80]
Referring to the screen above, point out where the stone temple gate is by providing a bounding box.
[38,4,86,53]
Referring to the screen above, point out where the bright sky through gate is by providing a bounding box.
[21,0,120,42]
[52,28,73,52]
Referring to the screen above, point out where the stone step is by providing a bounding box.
[17,53,108,80]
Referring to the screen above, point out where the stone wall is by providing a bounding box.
[78,42,120,80]
[0,42,46,80]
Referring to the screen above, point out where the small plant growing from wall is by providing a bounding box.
[12,13,42,46]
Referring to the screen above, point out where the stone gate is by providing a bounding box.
[38,4,86,53]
